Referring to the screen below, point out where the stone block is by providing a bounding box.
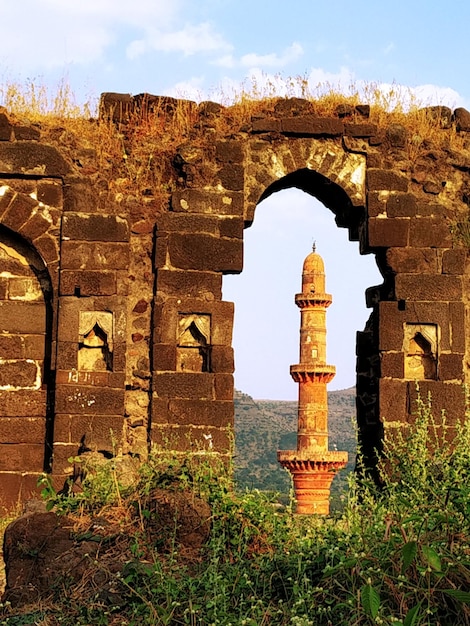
[380,352,404,379]
[385,248,438,274]
[14,125,41,140]
[0,383,47,423]
[386,193,418,217]
[0,302,46,333]
[60,271,116,296]
[0,418,46,444]
[34,235,59,264]
[1,192,37,232]
[156,269,222,300]
[0,113,12,140]
[214,373,234,401]
[379,379,407,424]
[395,274,462,301]
[218,217,244,239]
[171,189,244,216]
[0,444,44,472]
[386,124,407,148]
[449,302,465,353]
[56,342,78,370]
[152,343,177,372]
[409,217,452,247]
[168,233,243,273]
[37,180,63,207]
[154,373,214,400]
[439,353,464,381]
[55,386,125,415]
[407,381,465,427]
[0,360,39,389]
[0,186,16,221]
[367,169,408,191]
[218,164,244,191]
[442,249,466,275]
[168,399,233,427]
[149,425,231,454]
[20,211,53,242]
[0,142,71,176]
[61,242,130,270]
[51,443,81,475]
[151,397,169,425]
[63,178,96,213]
[344,123,377,137]
[0,472,43,511]
[454,107,470,132]
[158,213,218,235]
[55,370,125,388]
[62,214,129,242]
[211,345,235,373]
[378,302,405,351]
[0,335,25,359]
[215,141,244,163]
[53,414,124,449]
[368,217,409,247]
[0,473,22,512]
[281,116,344,136]
[251,117,281,133]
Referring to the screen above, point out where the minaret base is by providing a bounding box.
[277,452,348,515]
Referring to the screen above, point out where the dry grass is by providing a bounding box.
[0,75,465,196]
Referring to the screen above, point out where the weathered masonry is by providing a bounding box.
[1,95,470,507]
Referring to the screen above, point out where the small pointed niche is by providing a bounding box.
[78,312,113,372]
[177,314,211,373]
[404,324,437,381]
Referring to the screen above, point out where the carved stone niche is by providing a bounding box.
[78,312,114,372]
[403,323,438,381]
[176,314,211,373]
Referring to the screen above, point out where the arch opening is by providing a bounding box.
[224,173,382,497]
[0,225,54,488]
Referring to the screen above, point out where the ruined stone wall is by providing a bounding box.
[1,96,470,508]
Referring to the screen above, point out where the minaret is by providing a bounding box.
[278,244,347,515]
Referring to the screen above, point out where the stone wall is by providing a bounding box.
[0,97,470,507]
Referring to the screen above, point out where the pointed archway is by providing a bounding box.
[0,226,53,507]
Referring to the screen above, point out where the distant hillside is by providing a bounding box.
[234,387,357,507]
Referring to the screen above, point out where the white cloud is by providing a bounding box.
[367,81,466,110]
[240,43,303,68]
[127,23,231,59]
[166,76,206,101]
[214,42,303,70]
[0,0,225,70]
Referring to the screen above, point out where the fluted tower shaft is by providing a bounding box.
[291,246,335,452]
[278,244,347,515]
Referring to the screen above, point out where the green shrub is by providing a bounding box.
[2,391,469,625]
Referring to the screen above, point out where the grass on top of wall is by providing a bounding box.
[0,75,465,199]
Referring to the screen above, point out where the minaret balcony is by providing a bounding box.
[295,293,332,308]
[290,364,336,383]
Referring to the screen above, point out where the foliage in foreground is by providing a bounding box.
[1,393,470,626]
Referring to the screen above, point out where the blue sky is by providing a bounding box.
[0,0,468,399]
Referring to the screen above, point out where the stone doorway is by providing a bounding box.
[0,227,53,509]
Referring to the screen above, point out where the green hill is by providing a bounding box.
[234,387,357,507]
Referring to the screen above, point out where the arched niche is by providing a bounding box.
[176,314,211,372]
[0,225,54,480]
[404,323,438,381]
